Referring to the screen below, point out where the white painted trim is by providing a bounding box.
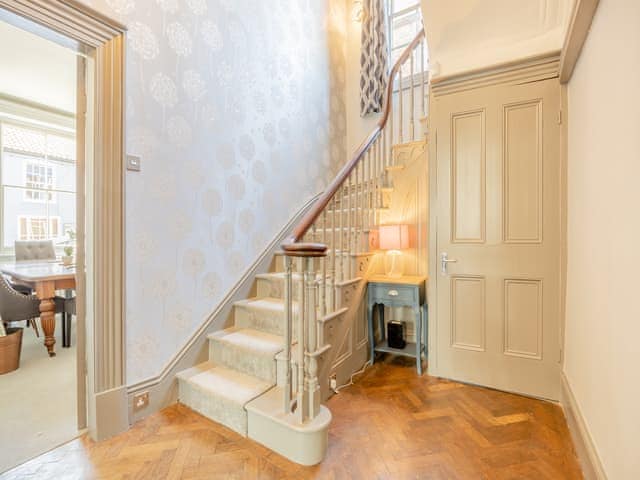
[431,51,560,97]
[0,0,125,47]
[560,372,608,480]
[2,0,128,442]
[0,93,75,129]
[559,0,600,84]
[126,193,322,422]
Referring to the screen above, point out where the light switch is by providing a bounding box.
[126,154,141,172]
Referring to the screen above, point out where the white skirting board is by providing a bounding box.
[560,372,608,480]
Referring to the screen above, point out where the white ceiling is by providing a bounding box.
[421,0,573,78]
[0,18,77,113]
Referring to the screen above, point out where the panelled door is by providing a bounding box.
[434,78,562,400]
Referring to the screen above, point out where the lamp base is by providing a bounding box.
[384,250,404,277]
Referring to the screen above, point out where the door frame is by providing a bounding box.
[0,0,128,440]
[427,52,566,383]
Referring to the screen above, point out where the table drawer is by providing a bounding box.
[368,283,416,305]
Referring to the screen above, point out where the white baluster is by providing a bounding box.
[338,186,344,283]
[321,209,327,317]
[410,50,415,140]
[399,67,404,143]
[296,253,307,423]
[421,40,426,117]
[347,172,353,279]
[357,160,363,253]
[283,256,293,414]
[330,196,337,312]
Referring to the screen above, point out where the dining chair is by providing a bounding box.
[0,275,63,328]
[14,240,56,262]
[61,296,75,348]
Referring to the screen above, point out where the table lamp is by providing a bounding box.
[379,224,409,277]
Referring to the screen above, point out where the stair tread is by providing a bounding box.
[209,327,284,355]
[178,362,273,405]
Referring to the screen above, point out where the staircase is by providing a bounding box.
[177,29,428,466]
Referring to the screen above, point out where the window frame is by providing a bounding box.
[17,214,61,241]
[0,112,76,258]
[23,159,57,203]
[387,0,428,91]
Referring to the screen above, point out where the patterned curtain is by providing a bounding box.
[360,0,389,116]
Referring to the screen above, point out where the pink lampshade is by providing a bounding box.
[378,224,410,250]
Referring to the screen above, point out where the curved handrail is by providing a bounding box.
[282,28,426,256]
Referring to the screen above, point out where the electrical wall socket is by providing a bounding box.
[133,391,149,411]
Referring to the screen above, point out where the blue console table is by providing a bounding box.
[367,275,427,375]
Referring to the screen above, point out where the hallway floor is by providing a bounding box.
[0,356,582,479]
[0,319,79,473]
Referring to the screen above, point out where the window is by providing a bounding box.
[25,162,55,202]
[18,216,60,241]
[1,122,76,254]
[388,0,428,78]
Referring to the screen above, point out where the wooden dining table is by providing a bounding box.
[1,261,76,357]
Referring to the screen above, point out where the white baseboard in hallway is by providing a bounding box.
[560,372,608,480]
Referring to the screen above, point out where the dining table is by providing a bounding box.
[1,260,76,357]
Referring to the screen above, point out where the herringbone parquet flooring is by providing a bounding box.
[1,356,583,480]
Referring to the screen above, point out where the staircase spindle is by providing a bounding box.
[357,160,363,253]
[321,209,327,317]
[296,253,306,422]
[399,67,404,143]
[421,40,426,116]
[330,196,337,311]
[347,175,354,279]
[338,186,344,283]
[410,50,415,140]
[365,151,373,231]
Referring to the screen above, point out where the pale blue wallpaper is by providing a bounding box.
[81,0,347,384]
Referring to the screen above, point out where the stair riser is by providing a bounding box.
[209,338,280,383]
[234,303,299,338]
[178,378,248,436]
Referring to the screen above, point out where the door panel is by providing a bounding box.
[435,78,561,400]
[451,276,486,351]
[503,101,542,243]
[451,110,486,243]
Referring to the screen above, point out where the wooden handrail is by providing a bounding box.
[282,29,426,256]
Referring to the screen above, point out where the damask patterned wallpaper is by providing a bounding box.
[80,0,348,384]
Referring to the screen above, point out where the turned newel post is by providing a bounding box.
[304,257,321,419]
[283,256,293,414]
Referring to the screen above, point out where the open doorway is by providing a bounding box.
[0,11,83,472]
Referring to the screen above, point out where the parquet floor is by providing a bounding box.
[1,356,583,479]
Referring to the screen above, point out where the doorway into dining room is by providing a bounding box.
[0,10,83,473]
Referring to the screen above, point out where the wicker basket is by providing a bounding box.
[0,327,23,374]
